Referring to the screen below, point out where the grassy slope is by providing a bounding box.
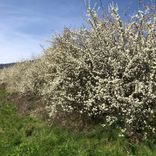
[0,89,156,156]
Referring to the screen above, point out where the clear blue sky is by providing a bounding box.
[0,0,155,63]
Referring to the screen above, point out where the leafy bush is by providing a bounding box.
[0,3,156,141]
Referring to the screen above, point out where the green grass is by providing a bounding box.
[0,89,156,156]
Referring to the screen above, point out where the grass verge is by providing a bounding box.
[0,89,156,156]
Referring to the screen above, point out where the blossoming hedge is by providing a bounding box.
[0,4,156,140]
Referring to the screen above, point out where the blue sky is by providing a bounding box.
[0,0,155,63]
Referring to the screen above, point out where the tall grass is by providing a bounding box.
[2,89,156,156]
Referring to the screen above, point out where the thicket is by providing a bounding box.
[0,3,156,141]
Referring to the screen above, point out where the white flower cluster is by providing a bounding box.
[0,3,156,140]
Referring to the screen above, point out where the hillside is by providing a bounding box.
[0,63,16,69]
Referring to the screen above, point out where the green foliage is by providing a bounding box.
[1,89,156,155]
